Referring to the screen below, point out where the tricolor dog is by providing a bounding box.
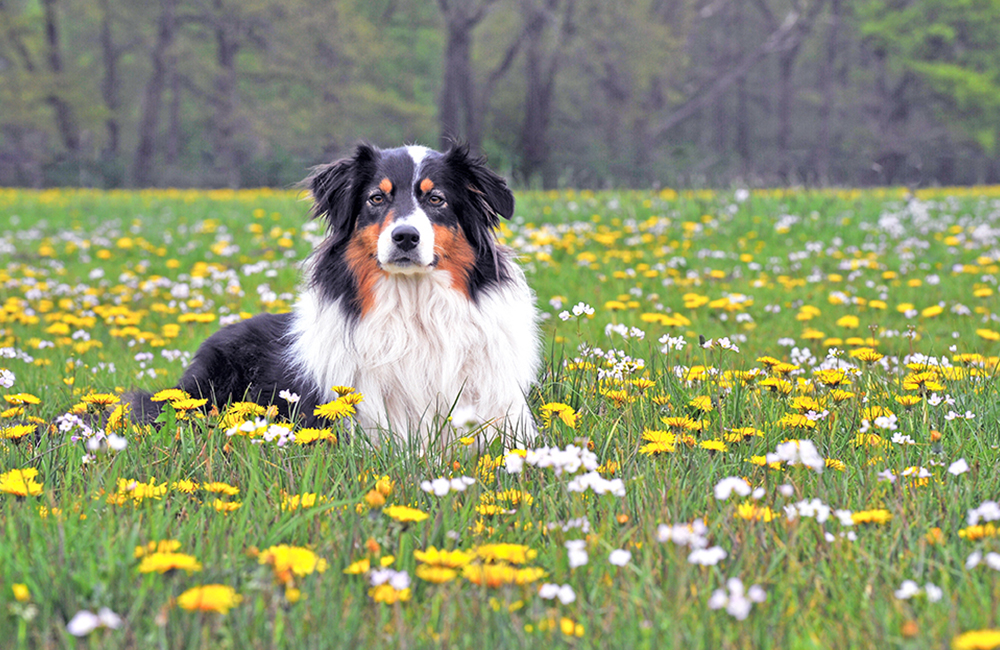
[131,144,539,449]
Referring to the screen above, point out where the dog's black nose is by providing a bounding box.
[391,225,420,251]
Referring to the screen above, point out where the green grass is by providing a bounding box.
[2,186,1000,649]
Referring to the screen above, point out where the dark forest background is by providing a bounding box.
[1,0,999,188]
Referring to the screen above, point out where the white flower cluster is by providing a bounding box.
[945,409,976,421]
[765,439,824,472]
[656,519,728,566]
[420,476,476,496]
[226,418,295,447]
[0,368,14,388]
[948,458,970,476]
[565,539,588,568]
[546,517,591,534]
[56,412,95,441]
[968,500,1000,526]
[538,583,576,604]
[658,334,686,352]
[558,302,595,321]
[713,476,763,501]
[783,498,832,524]
[657,519,709,548]
[566,471,626,497]
[894,580,943,602]
[506,444,597,476]
[608,549,632,566]
[604,323,646,340]
[505,445,624,496]
[369,568,410,591]
[86,431,128,454]
[860,414,898,433]
[701,337,740,353]
[966,552,1000,571]
[708,578,766,620]
[67,607,123,637]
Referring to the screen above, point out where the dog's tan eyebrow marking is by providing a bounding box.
[419,178,434,193]
[379,178,393,194]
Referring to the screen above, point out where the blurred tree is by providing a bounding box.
[856,0,1000,182]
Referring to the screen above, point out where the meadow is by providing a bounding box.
[2,185,1000,649]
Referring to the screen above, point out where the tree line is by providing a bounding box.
[1,0,998,188]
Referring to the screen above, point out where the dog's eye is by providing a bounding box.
[369,193,385,206]
[427,193,445,206]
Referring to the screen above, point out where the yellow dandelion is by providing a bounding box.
[415,564,458,583]
[736,502,779,522]
[688,395,714,412]
[202,481,240,496]
[313,398,356,421]
[293,428,337,444]
[138,552,202,574]
[539,402,577,428]
[959,524,998,541]
[259,544,329,583]
[369,584,411,604]
[176,585,242,614]
[851,509,892,525]
[952,629,1000,650]
[150,388,190,402]
[699,439,727,452]
[105,403,131,433]
[81,393,121,408]
[0,468,44,496]
[778,413,818,429]
[281,492,321,511]
[0,424,36,440]
[383,505,429,523]
[344,558,371,575]
[414,547,476,568]
[134,540,182,558]
[170,397,208,411]
[219,401,267,430]
[114,478,168,503]
[211,499,242,513]
[476,543,537,565]
[4,393,40,406]
[850,347,884,363]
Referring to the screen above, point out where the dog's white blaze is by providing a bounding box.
[377,208,436,271]
[406,145,430,169]
[287,263,538,449]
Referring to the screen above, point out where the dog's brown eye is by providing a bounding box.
[369,193,385,206]
[427,194,444,206]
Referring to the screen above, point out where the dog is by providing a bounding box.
[130,143,539,448]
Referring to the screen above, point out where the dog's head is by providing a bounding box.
[306,143,514,288]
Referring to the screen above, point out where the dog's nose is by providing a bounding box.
[391,225,420,251]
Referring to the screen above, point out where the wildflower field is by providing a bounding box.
[2,186,1000,649]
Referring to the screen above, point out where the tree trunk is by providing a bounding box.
[813,0,840,185]
[438,1,483,149]
[518,0,574,187]
[776,43,800,182]
[41,0,80,156]
[166,66,181,165]
[133,0,176,187]
[99,0,120,162]
[213,0,241,188]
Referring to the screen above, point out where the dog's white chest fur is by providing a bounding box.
[288,267,538,447]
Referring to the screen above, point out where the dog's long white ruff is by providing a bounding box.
[287,264,538,448]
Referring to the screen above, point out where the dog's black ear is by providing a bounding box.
[444,143,515,228]
[305,143,377,245]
